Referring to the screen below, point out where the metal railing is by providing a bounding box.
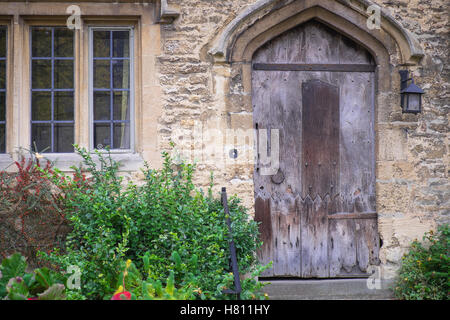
[221,187,242,299]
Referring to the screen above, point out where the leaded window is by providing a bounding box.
[0,27,6,153]
[30,26,75,153]
[91,28,132,150]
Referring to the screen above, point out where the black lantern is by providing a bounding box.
[399,70,424,114]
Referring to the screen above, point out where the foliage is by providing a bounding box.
[0,253,66,300]
[0,150,69,267]
[111,256,197,300]
[215,262,272,300]
[39,147,134,299]
[40,146,268,300]
[393,224,449,300]
[129,151,266,299]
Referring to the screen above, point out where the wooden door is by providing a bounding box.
[253,20,380,278]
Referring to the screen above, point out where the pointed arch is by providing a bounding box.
[209,0,423,66]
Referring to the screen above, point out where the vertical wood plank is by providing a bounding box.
[254,197,273,276]
[355,218,380,272]
[272,195,301,276]
[339,72,376,212]
[328,219,357,277]
[301,79,340,199]
[300,196,329,277]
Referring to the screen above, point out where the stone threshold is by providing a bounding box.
[259,278,396,300]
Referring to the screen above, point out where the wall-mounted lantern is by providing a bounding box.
[399,70,424,114]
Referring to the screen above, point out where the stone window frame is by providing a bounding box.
[15,17,143,170]
[20,18,78,158]
[0,1,162,171]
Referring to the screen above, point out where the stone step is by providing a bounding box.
[259,278,395,300]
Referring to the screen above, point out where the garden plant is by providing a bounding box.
[0,146,270,300]
[393,224,449,300]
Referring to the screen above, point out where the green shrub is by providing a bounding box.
[0,253,67,300]
[110,255,197,300]
[41,146,268,300]
[393,224,449,300]
[39,147,134,299]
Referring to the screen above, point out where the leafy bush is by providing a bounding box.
[38,147,136,299]
[0,151,69,267]
[41,146,268,300]
[0,253,66,300]
[111,255,197,300]
[393,224,449,300]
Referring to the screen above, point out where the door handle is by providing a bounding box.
[271,169,285,184]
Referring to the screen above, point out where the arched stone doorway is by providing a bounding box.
[209,0,424,278]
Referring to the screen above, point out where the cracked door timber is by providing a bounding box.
[253,20,380,278]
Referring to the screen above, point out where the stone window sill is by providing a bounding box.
[0,152,145,172]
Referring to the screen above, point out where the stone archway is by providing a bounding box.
[208,0,424,278]
[210,0,423,65]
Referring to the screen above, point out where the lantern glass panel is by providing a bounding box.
[407,93,421,112]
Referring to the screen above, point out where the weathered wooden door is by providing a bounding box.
[253,21,380,278]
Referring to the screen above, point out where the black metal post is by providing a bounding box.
[221,187,242,300]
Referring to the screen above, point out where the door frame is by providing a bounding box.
[251,29,378,276]
[207,0,424,278]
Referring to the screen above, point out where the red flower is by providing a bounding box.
[27,297,38,300]
[111,291,131,300]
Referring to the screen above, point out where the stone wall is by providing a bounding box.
[365,0,448,278]
[155,0,449,279]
